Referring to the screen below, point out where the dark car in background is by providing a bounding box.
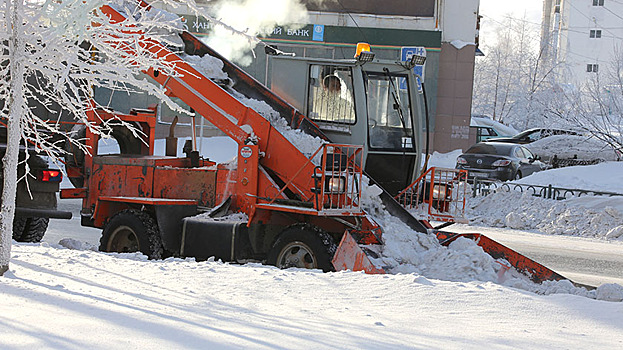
[456,142,546,181]
[0,144,69,242]
[484,128,581,144]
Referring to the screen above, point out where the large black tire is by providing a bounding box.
[100,209,164,259]
[12,217,49,243]
[266,225,337,272]
[12,217,28,241]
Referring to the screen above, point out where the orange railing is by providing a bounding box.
[312,144,364,215]
[395,167,468,223]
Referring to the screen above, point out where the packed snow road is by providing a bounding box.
[452,224,623,287]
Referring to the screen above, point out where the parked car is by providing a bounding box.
[456,142,546,181]
[484,128,581,144]
[0,143,68,242]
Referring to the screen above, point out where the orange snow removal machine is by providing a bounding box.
[60,0,589,287]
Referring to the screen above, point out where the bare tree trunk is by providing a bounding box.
[0,0,25,276]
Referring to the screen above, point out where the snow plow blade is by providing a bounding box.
[332,231,385,274]
[435,231,594,289]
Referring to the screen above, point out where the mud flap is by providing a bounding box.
[332,231,385,274]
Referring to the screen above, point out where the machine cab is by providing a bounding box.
[269,55,425,195]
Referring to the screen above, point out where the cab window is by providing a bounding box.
[307,65,356,124]
[366,72,415,150]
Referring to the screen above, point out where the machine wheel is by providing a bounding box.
[12,217,49,243]
[100,209,164,259]
[266,226,337,272]
[514,171,522,180]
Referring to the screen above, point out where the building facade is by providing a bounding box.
[541,0,623,88]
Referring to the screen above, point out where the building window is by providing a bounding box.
[589,30,602,38]
[593,0,604,6]
[587,64,599,73]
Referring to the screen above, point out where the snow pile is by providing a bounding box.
[425,149,463,169]
[193,212,249,222]
[58,238,98,251]
[468,190,623,240]
[183,54,231,81]
[234,94,326,159]
[526,134,619,161]
[596,283,623,302]
[462,161,623,240]
[516,161,623,193]
[359,181,615,299]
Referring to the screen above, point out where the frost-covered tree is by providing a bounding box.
[550,49,623,157]
[0,0,205,276]
[472,16,561,130]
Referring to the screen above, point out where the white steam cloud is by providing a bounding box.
[205,0,309,66]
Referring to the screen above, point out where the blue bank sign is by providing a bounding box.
[312,25,325,41]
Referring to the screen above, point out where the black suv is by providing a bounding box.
[0,144,71,242]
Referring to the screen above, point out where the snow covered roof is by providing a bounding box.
[470,116,518,137]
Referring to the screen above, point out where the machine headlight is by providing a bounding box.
[431,184,447,200]
[327,177,346,193]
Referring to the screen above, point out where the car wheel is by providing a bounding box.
[12,217,49,243]
[514,171,522,180]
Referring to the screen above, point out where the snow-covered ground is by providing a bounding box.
[3,244,623,349]
[468,162,623,240]
[426,149,623,240]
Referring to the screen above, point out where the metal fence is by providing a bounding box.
[470,177,623,200]
[550,156,604,169]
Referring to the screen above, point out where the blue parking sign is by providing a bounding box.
[400,47,426,92]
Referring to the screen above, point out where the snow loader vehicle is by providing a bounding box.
[60,0,586,287]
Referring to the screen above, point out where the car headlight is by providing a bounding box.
[327,177,346,193]
[431,184,447,200]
